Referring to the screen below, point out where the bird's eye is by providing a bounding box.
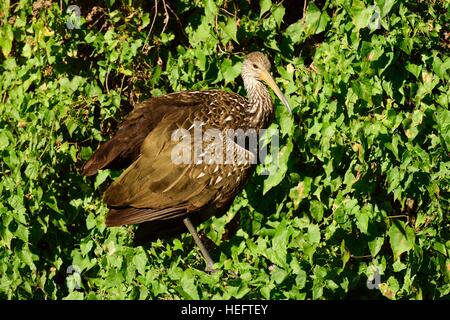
[252,63,258,69]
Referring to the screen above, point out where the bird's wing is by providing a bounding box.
[103,111,255,226]
[81,92,210,176]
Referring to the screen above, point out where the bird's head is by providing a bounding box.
[242,52,291,114]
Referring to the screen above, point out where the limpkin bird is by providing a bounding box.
[82,52,291,271]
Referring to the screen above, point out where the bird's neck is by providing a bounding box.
[244,79,273,128]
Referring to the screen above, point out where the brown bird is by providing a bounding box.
[82,52,291,271]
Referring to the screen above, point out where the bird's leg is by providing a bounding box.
[183,217,216,272]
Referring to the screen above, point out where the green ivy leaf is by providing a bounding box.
[0,131,10,150]
[223,18,238,43]
[352,5,374,30]
[0,24,14,57]
[307,224,321,245]
[263,138,293,194]
[94,170,110,189]
[271,268,287,284]
[221,59,242,84]
[368,236,385,257]
[80,147,93,161]
[310,200,324,223]
[141,13,150,29]
[133,251,148,275]
[63,291,84,300]
[260,0,272,18]
[304,3,330,36]
[295,269,307,289]
[436,108,450,150]
[388,221,415,260]
[271,219,290,267]
[179,272,200,299]
[355,206,370,235]
[376,0,395,17]
[272,6,285,27]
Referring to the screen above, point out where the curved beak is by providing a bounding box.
[260,70,292,114]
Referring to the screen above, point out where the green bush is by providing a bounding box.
[0,0,449,299]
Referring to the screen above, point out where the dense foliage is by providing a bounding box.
[0,0,449,299]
